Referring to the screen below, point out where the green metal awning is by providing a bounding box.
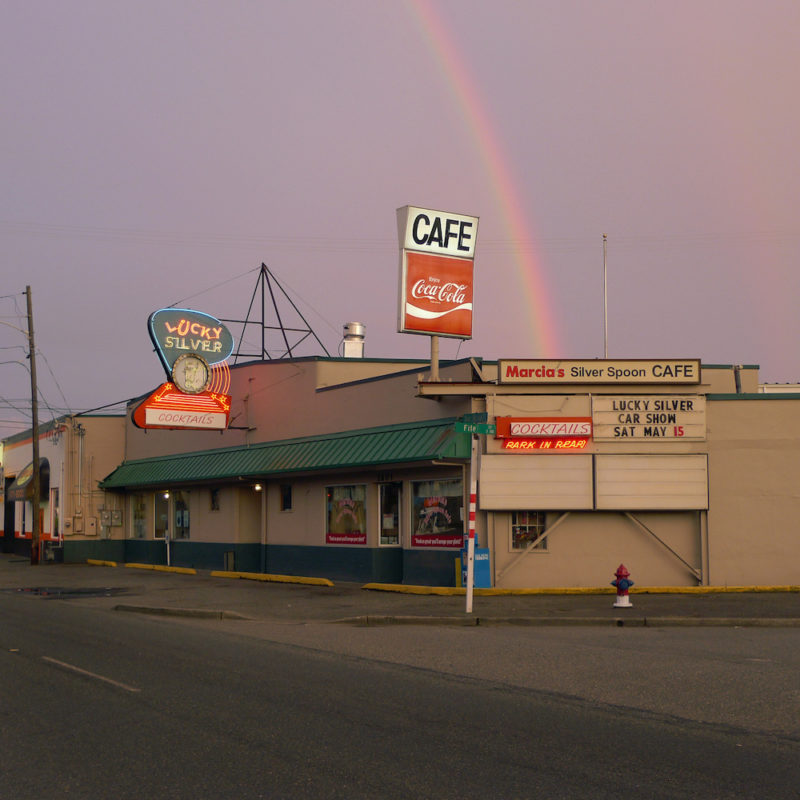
[100,418,468,490]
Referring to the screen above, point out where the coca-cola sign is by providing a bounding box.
[399,251,474,338]
[397,205,478,340]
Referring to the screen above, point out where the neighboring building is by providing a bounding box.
[1,415,125,560]
[6,357,800,588]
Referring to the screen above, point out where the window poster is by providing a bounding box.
[326,485,367,545]
[411,478,464,548]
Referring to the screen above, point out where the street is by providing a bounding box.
[2,591,799,798]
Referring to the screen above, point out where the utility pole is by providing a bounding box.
[26,285,41,565]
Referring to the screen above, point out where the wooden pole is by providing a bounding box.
[26,286,41,565]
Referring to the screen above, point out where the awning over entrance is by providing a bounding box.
[6,458,50,502]
[100,418,469,490]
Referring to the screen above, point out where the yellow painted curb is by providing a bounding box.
[210,570,334,587]
[87,559,117,568]
[152,565,196,575]
[124,563,196,575]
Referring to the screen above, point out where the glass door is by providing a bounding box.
[379,482,402,546]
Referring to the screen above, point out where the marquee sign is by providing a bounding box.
[134,308,234,430]
[397,206,478,339]
[592,396,706,441]
[499,359,701,385]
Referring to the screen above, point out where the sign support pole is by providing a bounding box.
[465,433,477,613]
[430,335,440,382]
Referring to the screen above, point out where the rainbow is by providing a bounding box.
[406,0,561,356]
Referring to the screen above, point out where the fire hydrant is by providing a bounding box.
[611,563,634,608]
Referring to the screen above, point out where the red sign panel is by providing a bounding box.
[133,383,231,430]
[495,417,592,452]
[495,417,592,438]
[399,251,474,339]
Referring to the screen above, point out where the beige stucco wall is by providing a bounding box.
[706,398,800,585]
[490,510,700,589]
[68,416,127,540]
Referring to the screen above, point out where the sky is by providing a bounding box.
[2,0,800,439]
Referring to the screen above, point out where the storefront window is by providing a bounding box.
[411,478,464,548]
[174,491,190,539]
[379,482,402,546]
[511,511,547,550]
[154,493,169,539]
[132,493,147,539]
[326,485,366,545]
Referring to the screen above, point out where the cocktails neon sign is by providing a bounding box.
[495,417,592,452]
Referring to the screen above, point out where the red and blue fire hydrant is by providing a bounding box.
[611,563,634,608]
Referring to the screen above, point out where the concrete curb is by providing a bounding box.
[114,604,251,620]
[362,582,800,596]
[332,615,800,627]
[84,562,800,597]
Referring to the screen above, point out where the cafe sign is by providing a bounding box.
[397,205,479,339]
[499,359,701,385]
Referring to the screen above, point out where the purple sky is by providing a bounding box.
[2,0,800,439]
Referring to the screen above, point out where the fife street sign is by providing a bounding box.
[455,422,496,435]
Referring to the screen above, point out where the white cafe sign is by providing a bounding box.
[592,396,706,441]
[499,359,700,384]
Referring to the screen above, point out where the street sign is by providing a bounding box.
[459,412,488,423]
[455,422,496,435]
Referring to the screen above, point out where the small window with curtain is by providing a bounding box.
[511,511,547,550]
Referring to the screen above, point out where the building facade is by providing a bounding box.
[1,415,125,560]
[5,356,799,588]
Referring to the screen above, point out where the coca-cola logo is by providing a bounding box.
[411,278,468,306]
[400,250,474,338]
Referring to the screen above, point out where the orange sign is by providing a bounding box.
[133,383,231,430]
[399,251,474,338]
[495,417,592,452]
[495,417,593,438]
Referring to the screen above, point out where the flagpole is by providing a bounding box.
[603,234,608,359]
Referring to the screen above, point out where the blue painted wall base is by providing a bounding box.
[63,540,459,586]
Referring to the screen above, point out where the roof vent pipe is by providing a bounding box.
[342,322,365,358]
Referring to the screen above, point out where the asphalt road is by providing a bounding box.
[2,592,799,799]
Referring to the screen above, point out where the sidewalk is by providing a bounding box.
[2,554,799,626]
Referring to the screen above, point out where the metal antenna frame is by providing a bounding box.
[220,264,331,363]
